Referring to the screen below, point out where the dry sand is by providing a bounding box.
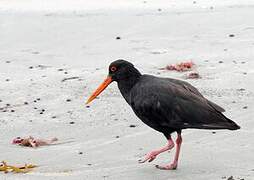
[0,0,254,179]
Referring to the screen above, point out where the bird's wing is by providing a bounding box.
[167,78,225,112]
[130,83,182,132]
[131,77,236,130]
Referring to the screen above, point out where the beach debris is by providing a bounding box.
[237,88,245,91]
[227,176,234,180]
[37,64,51,69]
[186,72,200,79]
[161,61,194,72]
[0,161,37,173]
[151,49,168,54]
[41,109,45,112]
[66,99,72,102]
[229,34,235,37]
[12,136,58,148]
[61,77,79,82]
[69,121,75,124]
[129,124,136,128]
[28,64,52,70]
[116,36,121,40]
[34,99,41,104]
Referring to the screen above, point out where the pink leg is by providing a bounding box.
[139,137,174,163]
[156,133,182,170]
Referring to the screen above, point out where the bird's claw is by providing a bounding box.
[138,156,156,163]
[138,151,158,163]
[155,163,177,170]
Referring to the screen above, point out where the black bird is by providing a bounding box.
[86,60,240,170]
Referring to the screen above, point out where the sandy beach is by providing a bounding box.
[0,0,254,179]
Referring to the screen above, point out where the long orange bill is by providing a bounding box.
[86,76,112,104]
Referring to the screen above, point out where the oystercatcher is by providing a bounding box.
[86,60,240,170]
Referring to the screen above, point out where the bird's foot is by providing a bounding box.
[138,151,159,163]
[155,162,178,170]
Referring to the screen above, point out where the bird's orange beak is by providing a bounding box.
[86,76,112,104]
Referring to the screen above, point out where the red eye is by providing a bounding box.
[110,66,117,72]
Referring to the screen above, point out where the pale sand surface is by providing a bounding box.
[0,1,254,180]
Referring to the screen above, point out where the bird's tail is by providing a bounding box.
[188,117,241,130]
[226,119,240,130]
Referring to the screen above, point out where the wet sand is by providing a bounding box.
[0,1,254,179]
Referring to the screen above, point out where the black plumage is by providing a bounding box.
[112,60,239,134]
[86,59,240,170]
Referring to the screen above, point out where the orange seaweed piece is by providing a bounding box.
[162,61,194,72]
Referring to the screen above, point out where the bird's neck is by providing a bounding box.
[117,68,141,103]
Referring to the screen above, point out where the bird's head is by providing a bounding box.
[108,59,135,81]
[86,59,137,104]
